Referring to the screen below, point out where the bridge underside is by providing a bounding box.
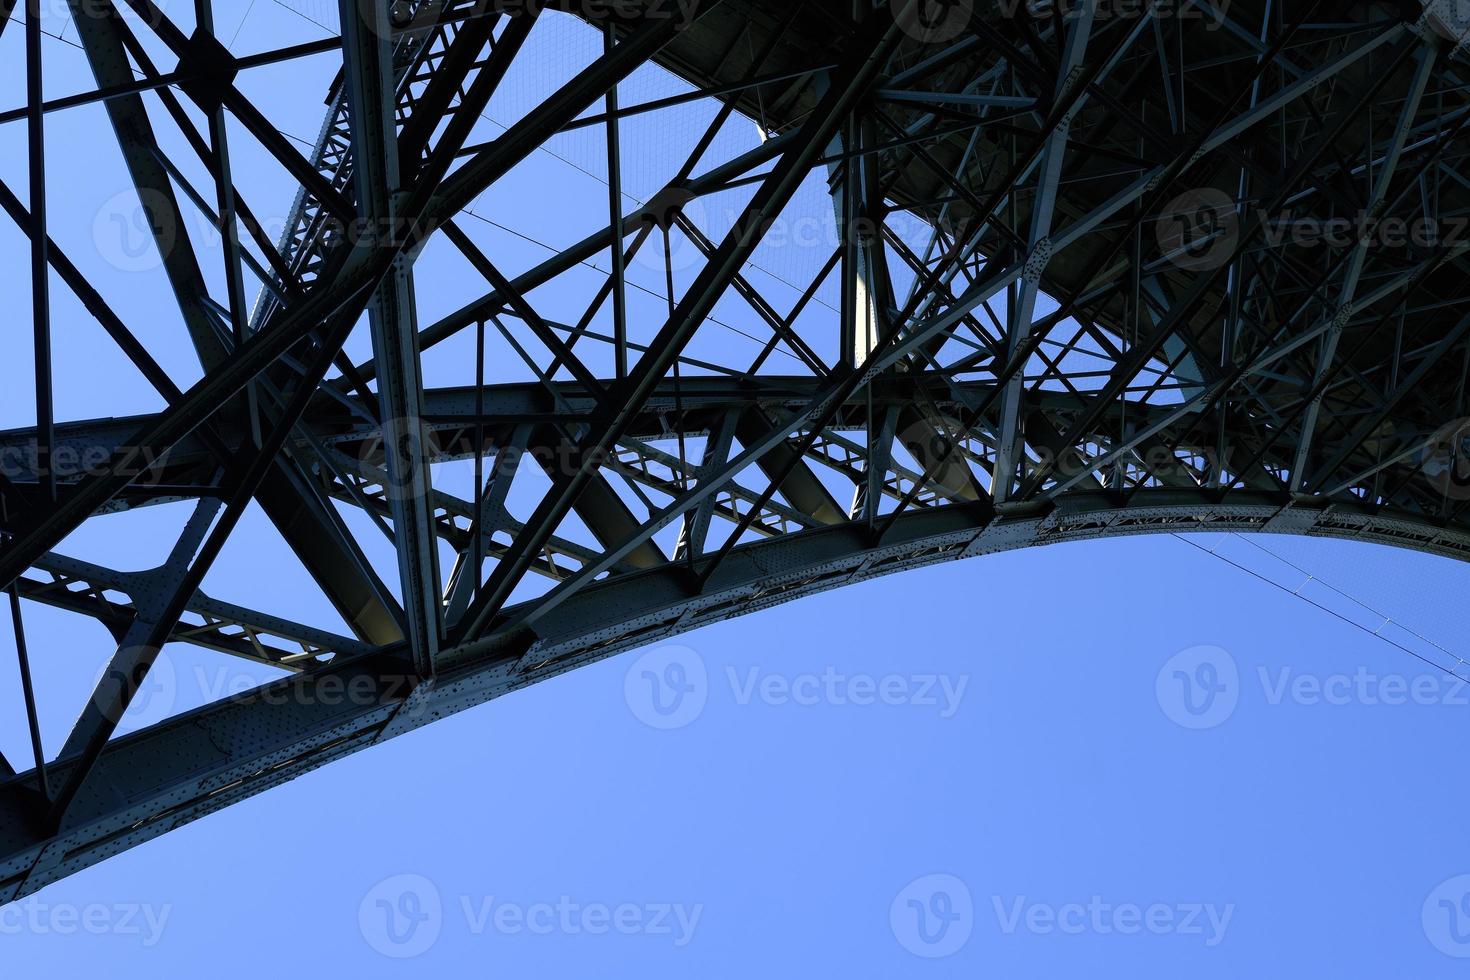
[4,0,1470,897]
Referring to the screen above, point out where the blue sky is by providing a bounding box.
[1,2,1469,975]
[6,531,1470,976]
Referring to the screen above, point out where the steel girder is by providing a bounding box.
[5,0,1470,896]
[4,489,1470,902]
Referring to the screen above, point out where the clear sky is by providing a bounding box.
[1,2,1469,976]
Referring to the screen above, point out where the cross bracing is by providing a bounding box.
[3,0,1470,897]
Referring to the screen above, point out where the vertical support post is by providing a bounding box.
[192,0,249,336]
[339,0,443,674]
[674,408,738,560]
[196,0,259,442]
[859,404,897,523]
[26,0,53,503]
[605,23,629,380]
[445,423,530,625]
[831,123,880,370]
[991,3,1094,503]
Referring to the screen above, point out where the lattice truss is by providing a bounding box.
[2,0,1470,895]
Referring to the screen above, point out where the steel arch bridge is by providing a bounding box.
[3,0,1470,898]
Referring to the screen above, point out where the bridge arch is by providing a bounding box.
[4,0,1470,897]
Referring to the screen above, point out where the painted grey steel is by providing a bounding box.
[3,0,1470,898]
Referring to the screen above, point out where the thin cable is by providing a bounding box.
[267,0,336,36]
[229,0,258,47]
[1173,532,1470,684]
[7,14,87,53]
[474,112,839,314]
[1228,531,1465,666]
[457,204,804,362]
